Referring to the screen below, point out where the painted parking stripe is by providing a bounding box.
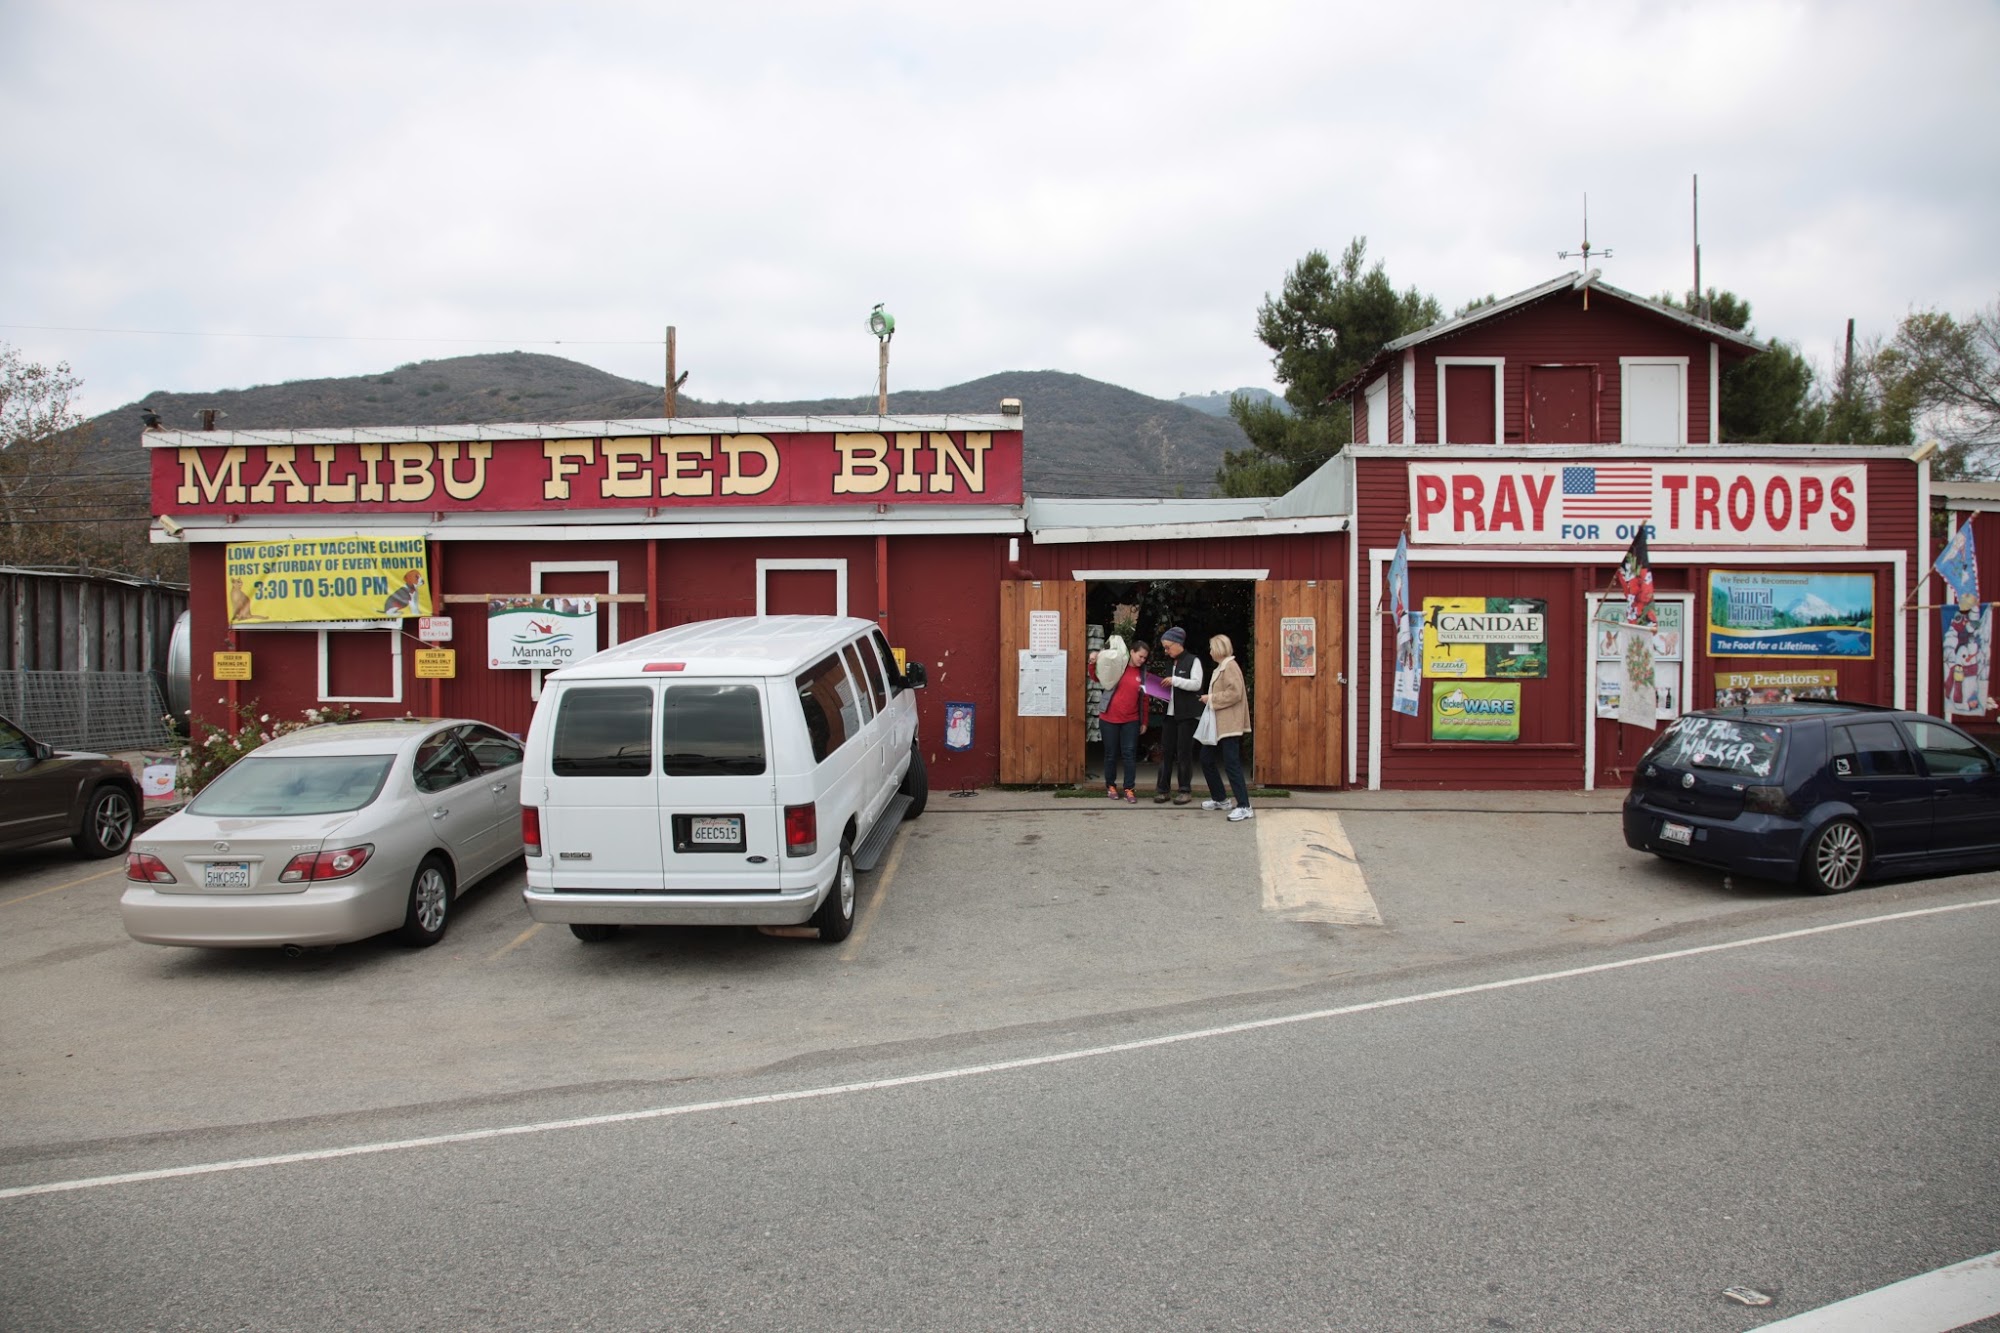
[0,865,122,908]
[1753,1249,2000,1331]
[1256,810,1381,925]
[1,895,1993,1203]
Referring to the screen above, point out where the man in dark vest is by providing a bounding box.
[1152,626,1205,804]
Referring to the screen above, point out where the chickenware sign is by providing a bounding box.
[488,596,599,669]
[1408,462,1867,547]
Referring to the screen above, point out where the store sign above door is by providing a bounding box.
[1408,462,1867,547]
[154,431,1024,515]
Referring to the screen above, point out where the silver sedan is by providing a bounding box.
[121,718,524,950]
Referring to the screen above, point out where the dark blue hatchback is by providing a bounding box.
[1623,702,2000,893]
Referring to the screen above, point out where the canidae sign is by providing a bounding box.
[1408,462,1867,547]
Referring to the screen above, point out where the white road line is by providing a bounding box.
[1754,1249,2000,1331]
[1256,810,1381,925]
[3,895,1994,1203]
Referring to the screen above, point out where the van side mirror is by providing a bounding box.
[902,661,928,690]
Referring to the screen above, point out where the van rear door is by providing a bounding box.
[657,680,783,890]
[543,683,664,890]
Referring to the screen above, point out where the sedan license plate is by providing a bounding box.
[203,861,251,889]
[1659,821,1693,847]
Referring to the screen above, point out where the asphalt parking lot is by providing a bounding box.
[3,788,1989,1163]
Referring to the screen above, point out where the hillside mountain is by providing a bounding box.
[1173,386,1290,418]
[86,353,1246,499]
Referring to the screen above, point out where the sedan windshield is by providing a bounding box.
[188,754,395,816]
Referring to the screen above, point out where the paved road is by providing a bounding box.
[1,797,1995,1328]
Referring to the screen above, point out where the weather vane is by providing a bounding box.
[1557,193,1612,265]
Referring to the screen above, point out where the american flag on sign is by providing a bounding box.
[1561,464,1653,520]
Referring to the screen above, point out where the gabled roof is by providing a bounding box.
[1332,270,1767,401]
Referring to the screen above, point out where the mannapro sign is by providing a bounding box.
[225,536,432,624]
[1409,462,1868,547]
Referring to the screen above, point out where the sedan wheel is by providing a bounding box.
[397,857,454,947]
[74,786,137,858]
[1804,819,1867,895]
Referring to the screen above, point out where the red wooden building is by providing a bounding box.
[1333,272,1931,790]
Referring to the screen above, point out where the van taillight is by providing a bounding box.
[522,806,542,857]
[784,803,817,857]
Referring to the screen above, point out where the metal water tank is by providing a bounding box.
[166,611,191,730]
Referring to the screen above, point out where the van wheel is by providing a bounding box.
[74,785,137,858]
[1803,819,1867,894]
[812,842,856,943]
[397,856,453,947]
[569,923,618,943]
[900,743,928,819]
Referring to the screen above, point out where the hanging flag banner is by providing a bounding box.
[1431,682,1521,742]
[1934,520,1980,612]
[1393,611,1423,717]
[944,701,976,751]
[487,596,599,669]
[1618,626,1658,730]
[1707,571,1874,658]
[1406,461,1867,547]
[225,535,432,624]
[1941,605,1993,717]
[1615,528,1656,627]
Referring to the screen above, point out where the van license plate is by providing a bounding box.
[1660,821,1693,846]
[690,816,742,846]
[204,862,251,889]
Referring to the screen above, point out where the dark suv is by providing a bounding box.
[1624,702,2000,894]
[0,713,141,858]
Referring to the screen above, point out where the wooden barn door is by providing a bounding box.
[1254,579,1344,788]
[999,579,1086,785]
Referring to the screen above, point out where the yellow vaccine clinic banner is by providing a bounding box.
[226,536,433,624]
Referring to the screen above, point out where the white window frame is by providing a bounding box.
[756,558,848,616]
[1365,375,1389,446]
[1619,356,1689,446]
[318,627,404,704]
[1435,357,1506,444]
[530,560,620,702]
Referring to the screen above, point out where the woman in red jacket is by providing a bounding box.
[1096,640,1150,803]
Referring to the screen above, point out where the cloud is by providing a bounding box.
[2,0,1996,417]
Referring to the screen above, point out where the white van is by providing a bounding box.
[519,616,928,944]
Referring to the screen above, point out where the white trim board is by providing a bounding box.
[530,560,620,703]
[1070,569,1270,581]
[1435,357,1506,444]
[756,558,849,616]
[317,626,403,704]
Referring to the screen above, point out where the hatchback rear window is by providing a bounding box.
[189,754,394,816]
[1648,715,1784,779]
[553,687,654,776]
[661,684,766,776]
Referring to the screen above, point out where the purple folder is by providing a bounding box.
[1141,673,1172,702]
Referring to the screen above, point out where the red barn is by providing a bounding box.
[1333,272,1930,790]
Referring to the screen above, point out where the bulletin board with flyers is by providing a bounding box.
[1592,595,1690,722]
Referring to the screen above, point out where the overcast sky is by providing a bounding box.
[3,1,1996,422]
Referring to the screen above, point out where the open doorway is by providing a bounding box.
[1082,577,1258,786]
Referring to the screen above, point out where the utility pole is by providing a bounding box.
[1692,175,1708,322]
[663,326,688,418]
